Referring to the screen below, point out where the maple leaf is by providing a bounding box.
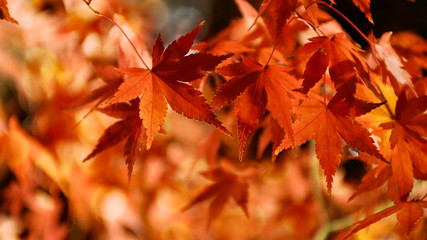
[276,95,385,193]
[234,0,272,47]
[348,165,392,201]
[344,200,427,239]
[257,116,285,161]
[380,92,427,197]
[294,33,366,100]
[110,22,231,149]
[0,117,62,188]
[194,0,282,62]
[352,0,373,23]
[191,3,255,57]
[182,161,258,225]
[374,32,417,96]
[74,65,123,124]
[195,112,236,169]
[0,0,18,24]
[389,31,427,79]
[211,56,301,160]
[81,65,124,106]
[251,0,298,39]
[193,0,296,66]
[301,0,320,26]
[359,76,427,199]
[83,99,145,181]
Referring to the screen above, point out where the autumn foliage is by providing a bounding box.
[0,0,426,239]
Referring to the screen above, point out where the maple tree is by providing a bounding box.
[0,0,426,239]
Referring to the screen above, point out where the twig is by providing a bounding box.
[83,0,150,69]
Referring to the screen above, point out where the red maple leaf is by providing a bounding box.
[83,99,145,181]
[276,95,385,193]
[75,65,123,124]
[211,56,301,160]
[110,22,231,149]
[182,160,258,225]
[251,0,298,39]
[257,116,285,161]
[294,33,367,100]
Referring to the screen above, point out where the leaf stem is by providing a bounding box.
[265,44,277,66]
[323,75,326,103]
[304,1,396,117]
[314,1,375,48]
[363,77,395,119]
[293,11,325,37]
[265,16,306,65]
[83,0,150,69]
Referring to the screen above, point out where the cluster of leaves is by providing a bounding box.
[0,0,426,239]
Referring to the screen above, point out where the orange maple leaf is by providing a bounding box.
[352,0,373,23]
[344,200,427,239]
[301,0,320,26]
[81,65,123,106]
[374,32,417,96]
[211,56,301,160]
[110,22,231,149]
[276,95,384,193]
[356,77,426,200]
[380,92,427,197]
[348,165,392,201]
[0,0,18,24]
